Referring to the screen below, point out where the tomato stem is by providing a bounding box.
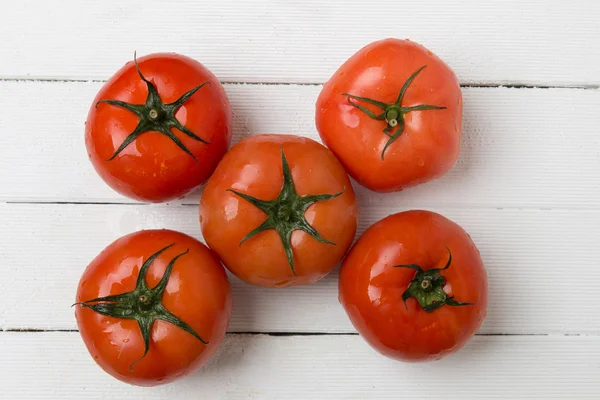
[227,147,344,276]
[95,52,212,164]
[342,65,446,160]
[393,248,474,313]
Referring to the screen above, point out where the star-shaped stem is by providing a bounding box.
[227,147,345,275]
[73,244,208,371]
[96,52,211,164]
[342,65,446,160]
[393,247,474,313]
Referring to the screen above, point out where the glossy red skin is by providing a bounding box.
[85,53,232,202]
[200,134,358,287]
[75,230,231,386]
[339,211,487,362]
[316,39,462,192]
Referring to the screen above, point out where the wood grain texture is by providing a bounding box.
[1,2,599,397]
[0,81,599,207]
[1,332,599,399]
[1,203,598,334]
[0,1,598,86]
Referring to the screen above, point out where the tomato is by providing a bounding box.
[200,134,358,287]
[74,229,231,386]
[315,39,462,192]
[85,53,232,202]
[339,211,487,362]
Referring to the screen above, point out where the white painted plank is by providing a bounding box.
[1,332,598,399]
[1,203,599,334]
[1,81,599,208]
[0,1,599,86]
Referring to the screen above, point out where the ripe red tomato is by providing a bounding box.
[339,211,487,362]
[85,53,232,202]
[74,230,231,386]
[316,39,462,192]
[200,134,358,287]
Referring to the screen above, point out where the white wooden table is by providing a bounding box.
[1,1,599,398]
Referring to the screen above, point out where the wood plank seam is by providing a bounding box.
[1,77,599,90]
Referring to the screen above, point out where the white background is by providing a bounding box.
[1,0,599,398]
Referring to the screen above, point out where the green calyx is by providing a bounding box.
[96,52,211,164]
[228,147,344,276]
[394,247,474,313]
[342,65,446,160]
[74,244,208,371]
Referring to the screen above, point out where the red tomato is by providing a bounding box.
[200,134,358,287]
[339,211,487,362]
[74,230,231,386]
[85,53,232,202]
[316,39,462,192]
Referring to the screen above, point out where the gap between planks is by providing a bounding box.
[0,77,598,90]
[0,329,557,337]
[4,201,600,212]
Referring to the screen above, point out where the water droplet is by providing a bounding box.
[123,338,129,343]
